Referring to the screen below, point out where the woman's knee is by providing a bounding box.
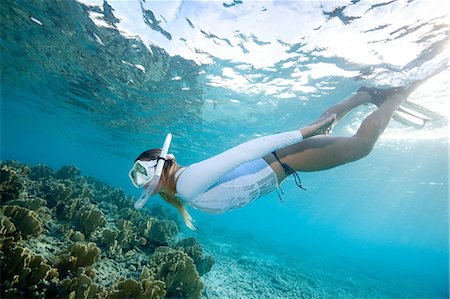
[350,137,375,160]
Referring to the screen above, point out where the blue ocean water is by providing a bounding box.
[1,0,449,297]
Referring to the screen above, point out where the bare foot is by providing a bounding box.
[300,114,336,139]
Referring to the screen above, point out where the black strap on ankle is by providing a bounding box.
[272,151,306,202]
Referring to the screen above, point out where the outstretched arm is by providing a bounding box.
[301,113,336,138]
[177,114,336,200]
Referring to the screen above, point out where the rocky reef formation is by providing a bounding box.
[0,160,214,298]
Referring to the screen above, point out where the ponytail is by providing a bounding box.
[160,193,195,230]
[160,157,195,230]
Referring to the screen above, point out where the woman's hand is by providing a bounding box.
[300,113,336,139]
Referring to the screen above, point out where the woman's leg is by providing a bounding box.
[300,90,371,138]
[277,89,404,173]
[314,90,371,123]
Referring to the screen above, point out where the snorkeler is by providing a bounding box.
[129,80,436,230]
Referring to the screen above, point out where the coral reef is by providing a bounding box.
[8,197,47,210]
[0,215,16,236]
[0,240,59,298]
[1,205,43,238]
[60,267,104,299]
[143,246,204,299]
[0,163,27,202]
[141,218,179,247]
[175,237,215,276]
[29,164,54,181]
[108,278,166,299]
[0,160,214,298]
[55,165,81,180]
[55,242,101,276]
[75,205,107,236]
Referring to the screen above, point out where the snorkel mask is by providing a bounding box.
[129,133,173,209]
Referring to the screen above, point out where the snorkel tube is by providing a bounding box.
[134,133,172,209]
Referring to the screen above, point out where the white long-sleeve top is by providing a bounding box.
[175,130,303,213]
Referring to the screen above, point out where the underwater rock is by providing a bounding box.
[73,231,85,242]
[137,218,156,237]
[108,278,166,299]
[1,204,43,238]
[140,278,166,299]
[175,237,215,276]
[143,246,203,299]
[55,165,81,180]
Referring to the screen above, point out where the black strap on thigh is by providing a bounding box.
[272,151,306,200]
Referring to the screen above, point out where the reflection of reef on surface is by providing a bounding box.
[0,160,214,298]
[1,0,203,139]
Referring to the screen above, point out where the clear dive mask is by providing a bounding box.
[129,133,173,209]
[128,160,158,188]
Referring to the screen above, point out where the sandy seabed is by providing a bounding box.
[194,225,446,299]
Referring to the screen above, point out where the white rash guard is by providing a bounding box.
[175,130,303,214]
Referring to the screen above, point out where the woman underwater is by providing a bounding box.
[129,80,430,230]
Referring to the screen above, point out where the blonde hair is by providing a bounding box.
[160,158,195,230]
[134,148,195,230]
